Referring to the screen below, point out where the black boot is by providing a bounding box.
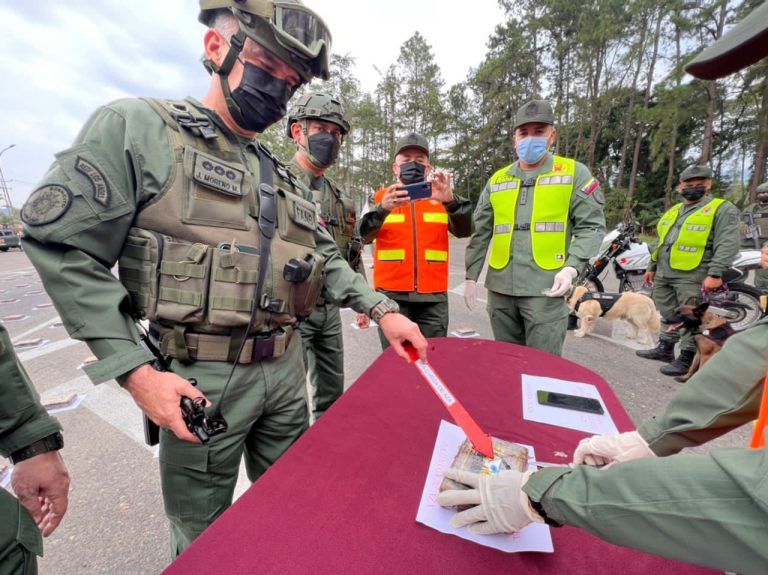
[636,340,675,362]
[660,350,697,377]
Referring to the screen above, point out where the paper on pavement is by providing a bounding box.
[416,420,553,553]
[521,374,618,435]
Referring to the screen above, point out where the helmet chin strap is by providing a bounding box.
[203,28,250,129]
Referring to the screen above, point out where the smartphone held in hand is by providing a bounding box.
[403,180,432,200]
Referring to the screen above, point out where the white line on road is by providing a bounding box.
[11,316,63,344]
[18,337,82,362]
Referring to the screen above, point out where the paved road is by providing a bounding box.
[0,241,749,574]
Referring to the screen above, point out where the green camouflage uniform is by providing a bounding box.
[741,201,768,290]
[21,97,387,554]
[358,195,473,347]
[0,325,62,575]
[649,195,740,353]
[465,154,605,355]
[290,158,363,418]
[524,317,768,574]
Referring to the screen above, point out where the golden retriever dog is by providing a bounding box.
[567,285,660,345]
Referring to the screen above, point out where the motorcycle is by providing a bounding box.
[577,221,765,331]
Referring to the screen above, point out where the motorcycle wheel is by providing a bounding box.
[576,277,604,293]
[718,282,764,331]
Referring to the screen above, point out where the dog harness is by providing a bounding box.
[701,323,735,345]
[573,292,621,316]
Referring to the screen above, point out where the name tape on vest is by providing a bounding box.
[193,152,245,197]
[293,202,317,230]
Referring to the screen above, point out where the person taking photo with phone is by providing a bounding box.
[358,133,473,348]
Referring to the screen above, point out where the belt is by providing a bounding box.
[149,324,292,364]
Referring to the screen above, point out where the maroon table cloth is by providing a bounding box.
[164,338,717,574]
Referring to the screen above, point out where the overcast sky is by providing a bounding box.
[0,1,505,207]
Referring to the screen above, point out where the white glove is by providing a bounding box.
[463,280,477,310]
[436,469,543,535]
[573,431,656,467]
[543,266,578,297]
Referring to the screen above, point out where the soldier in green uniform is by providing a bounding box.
[637,165,740,376]
[741,181,768,290]
[286,92,368,418]
[463,99,605,356]
[434,9,768,572]
[21,0,426,555]
[0,325,69,575]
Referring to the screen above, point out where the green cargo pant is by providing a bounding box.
[159,334,309,556]
[754,268,768,291]
[0,493,41,575]
[652,277,700,353]
[486,291,569,356]
[378,299,448,349]
[299,302,344,418]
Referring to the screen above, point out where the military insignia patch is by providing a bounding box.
[553,162,564,173]
[192,152,244,197]
[581,178,600,196]
[21,185,72,226]
[525,102,538,117]
[75,156,111,207]
[701,205,712,215]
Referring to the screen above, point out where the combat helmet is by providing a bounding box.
[285,92,349,138]
[199,0,332,83]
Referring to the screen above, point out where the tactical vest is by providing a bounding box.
[291,160,357,257]
[574,291,620,316]
[117,99,325,362]
[372,188,450,293]
[488,156,576,271]
[654,198,725,271]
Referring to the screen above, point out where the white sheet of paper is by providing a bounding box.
[416,420,553,553]
[521,375,618,435]
[46,393,86,415]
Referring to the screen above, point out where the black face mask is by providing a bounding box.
[306,132,341,168]
[680,185,707,202]
[230,63,293,133]
[398,161,426,184]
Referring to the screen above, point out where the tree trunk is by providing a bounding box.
[664,14,684,209]
[700,0,727,165]
[616,14,648,191]
[750,77,768,201]
[627,9,662,206]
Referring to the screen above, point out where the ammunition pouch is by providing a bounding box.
[346,236,363,270]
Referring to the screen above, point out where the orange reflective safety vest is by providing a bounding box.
[750,371,768,448]
[372,188,450,293]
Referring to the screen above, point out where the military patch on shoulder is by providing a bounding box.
[580,178,600,196]
[192,151,244,197]
[75,156,111,207]
[21,185,73,226]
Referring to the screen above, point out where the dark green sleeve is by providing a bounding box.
[708,202,741,277]
[22,100,168,383]
[524,448,768,573]
[315,224,385,313]
[464,182,494,281]
[637,319,768,455]
[445,194,473,238]
[564,164,606,271]
[0,325,61,457]
[358,205,390,244]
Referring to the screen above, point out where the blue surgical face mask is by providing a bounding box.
[516,136,549,165]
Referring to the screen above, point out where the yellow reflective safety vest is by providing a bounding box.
[654,198,726,271]
[488,156,576,270]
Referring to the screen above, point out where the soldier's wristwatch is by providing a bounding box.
[10,432,64,464]
[370,299,400,323]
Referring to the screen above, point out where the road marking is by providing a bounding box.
[11,316,62,343]
[18,337,81,362]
